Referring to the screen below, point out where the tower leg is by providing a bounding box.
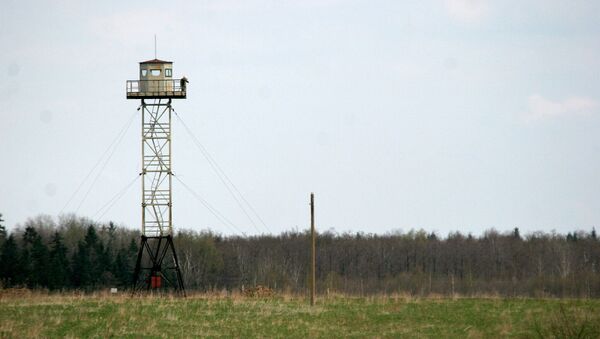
[131,235,146,295]
[168,236,186,295]
[131,235,186,296]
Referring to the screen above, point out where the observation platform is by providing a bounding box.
[126,79,187,99]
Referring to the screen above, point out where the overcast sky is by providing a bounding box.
[1,0,600,236]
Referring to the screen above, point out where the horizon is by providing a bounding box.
[5,212,598,239]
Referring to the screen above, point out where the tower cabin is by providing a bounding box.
[126,59,186,99]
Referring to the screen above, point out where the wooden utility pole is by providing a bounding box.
[310,192,316,306]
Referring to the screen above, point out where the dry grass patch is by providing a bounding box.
[1,291,599,337]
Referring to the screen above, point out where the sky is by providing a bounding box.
[1,0,600,236]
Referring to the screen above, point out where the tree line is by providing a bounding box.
[0,214,138,290]
[0,213,599,297]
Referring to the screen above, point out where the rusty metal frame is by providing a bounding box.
[131,235,186,295]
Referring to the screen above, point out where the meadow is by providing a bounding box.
[1,290,600,338]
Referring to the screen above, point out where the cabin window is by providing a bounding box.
[165,69,172,77]
[141,69,147,77]
[150,69,161,76]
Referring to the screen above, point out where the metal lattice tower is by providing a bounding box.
[126,58,188,294]
[141,99,173,236]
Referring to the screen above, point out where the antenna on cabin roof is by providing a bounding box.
[154,34,157,59]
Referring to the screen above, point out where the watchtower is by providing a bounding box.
[127,58,187,294]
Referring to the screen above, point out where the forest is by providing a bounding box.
[0,213,599,297]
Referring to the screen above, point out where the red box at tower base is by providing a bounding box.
[151,275,162,288]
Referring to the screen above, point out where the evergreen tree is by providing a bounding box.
[30,234,49,288]
[48,232,70,290]
[73,225,116,288]
[71,240,91,288]
[84,225,98,248]
[85,225,100,287]
[17,247,30,286]
[104,222,119,285]
[0,235,19,287]
[513,227,521,240]
[108,222,117,242]
[98,241,115,286]
[85,225,106,287]
[22,226,38,244]
[128,237,139,259]
[122,238,139,287]
[19,226,39,286]
[108,237,139,288]
[112,248,128,287]
[0,213,6,247]
[567,232,579,242]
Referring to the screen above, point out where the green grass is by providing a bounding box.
[1,292,599,338]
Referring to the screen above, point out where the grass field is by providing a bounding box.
[1,291,599,338]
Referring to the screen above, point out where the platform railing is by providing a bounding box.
[126,79,186,96]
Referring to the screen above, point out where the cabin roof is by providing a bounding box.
[140,59,173,64]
